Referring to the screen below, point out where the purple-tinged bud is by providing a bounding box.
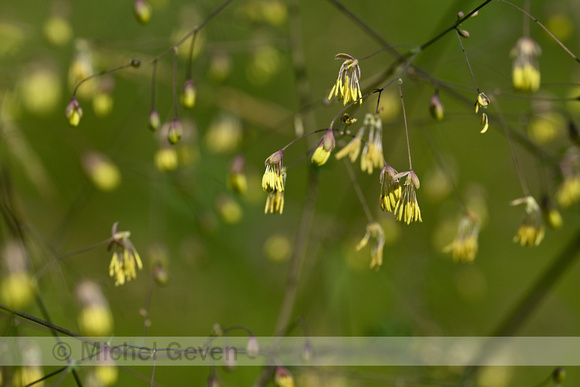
[66,97,83,127]
[429,93,444,121]
[134,0,152,25]
[167,118,182,144]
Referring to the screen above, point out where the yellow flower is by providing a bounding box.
[511,196,545,247]
[265,170,286,214]
[474,92,490,134]
[328,53,362,105]
[379,163,401,213]
[311,129,335,166]
[108,222,143,286]
[511,36,541,93]
[262,150,284,192]
[359,114,384,174]
[335,129,363,163]
[556,174,580,208]
[393,170,422,224]
[443,213,480,262]
[356,222,385,270]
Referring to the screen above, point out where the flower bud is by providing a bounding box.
[274,366,295,387]
[458,29,470,38]
[246,335,259,358]
[429,93,444,121]
[155,147,178,172]
[76,281,114,336]
[134,0,152,25]
[552,367,566,383]
[227,155,247,195]
[149,109,160,131]
[66,97,83,126]
[167,118,183,144]
[82,151,121,191]
[181,78,196,109]
[1,241,35,310]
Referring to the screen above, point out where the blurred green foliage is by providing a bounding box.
[1,0,580,385]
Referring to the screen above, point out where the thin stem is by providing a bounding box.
[455,29,479,92]
[500,0,580,63]
[72,62,136,97]
[150,60,158,111]
[418,0,493,52]
[398,80,413,170]
[35,239,111,279]
[185,33,198,80]
[523,0,530,37]
[343,159,374,223]
[172,48,179,118]
[494,100,530,196]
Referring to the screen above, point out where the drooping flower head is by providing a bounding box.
[311,129,336,166]
[511,36,541,93]
[393,170,422,224]
[328,53,362,106]
[443,212,480,262]
[108,222,143,286]
[356,222,386,270]
[379,163,401,213]
[335,113,384,174]
[262,150,284,192]
[474,91,490,134]
[360,114,384,174]
[265,169,286,214]
[511,196,545,247]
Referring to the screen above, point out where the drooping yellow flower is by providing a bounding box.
[556,174,580,208]
[474,92,490,134]
[265,170,286,214]
[393,170,422,224]
[511,36,541,93]
[328,53,362,106]
[262,150,284,192]
[108,222,143,286]
[335,128,363,163]
[359,114,384,174]
[311,129,335,166]
[356,222,386,270]
[379,163,401,213]
[443,213,480,262]
[511,196,545,247]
